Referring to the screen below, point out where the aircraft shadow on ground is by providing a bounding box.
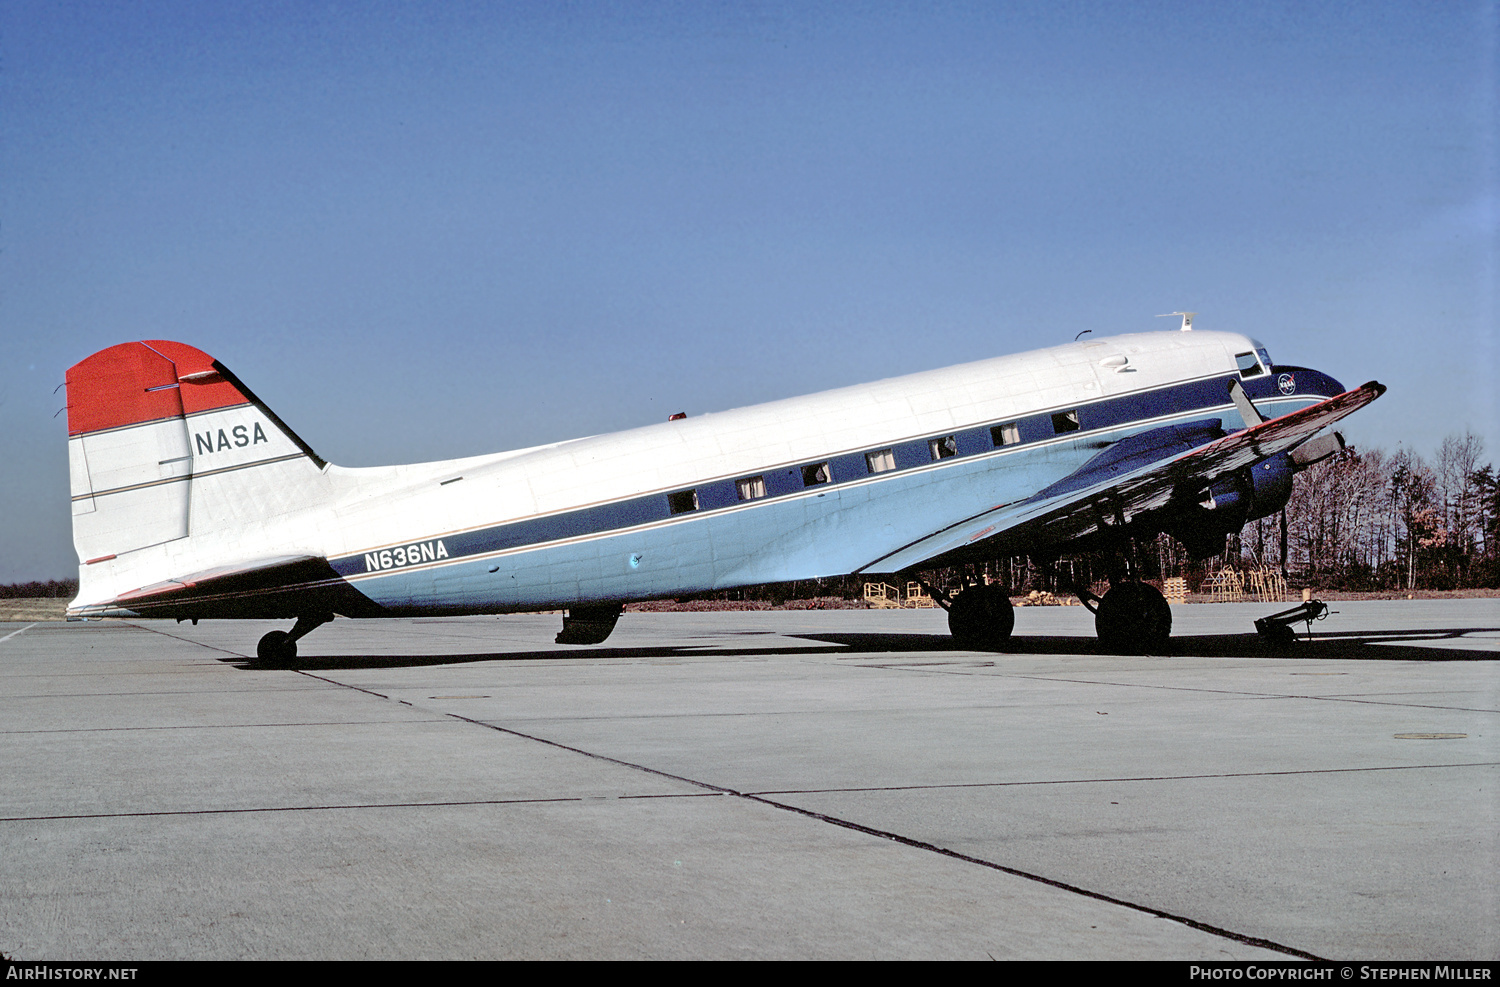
[226,625,1498,670]
[795,628,1500,662]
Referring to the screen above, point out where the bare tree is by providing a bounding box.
[1388,448,1444,590]
[1436,432,1485,586]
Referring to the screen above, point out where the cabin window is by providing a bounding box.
[736,476,766,501]
[667,489,699,514]
[1051,410,1080,434]
[801,462,830,487]
[865,449,895,474]
[929,436,957,460]
[1236,352,1265,378]
[991,422,1020,447]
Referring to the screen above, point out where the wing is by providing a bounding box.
[857,380,1385,574]
[69,555,382,619]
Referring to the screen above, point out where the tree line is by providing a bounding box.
[0,579,79,599]
[1234,431,1497,590]
[939,430,1499,596]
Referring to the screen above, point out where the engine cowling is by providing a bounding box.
[1210,452,1296,520]
[1166,452,1297,558]
[1162,431,1346,558]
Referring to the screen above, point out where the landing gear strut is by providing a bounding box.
[945,583,1015,651]
[255,612,332,664]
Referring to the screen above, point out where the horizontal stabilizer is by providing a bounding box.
[71,555,383,620]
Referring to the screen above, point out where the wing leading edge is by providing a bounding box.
[858,380,1386,575]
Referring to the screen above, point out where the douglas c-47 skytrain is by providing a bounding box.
[64,318,1383,660]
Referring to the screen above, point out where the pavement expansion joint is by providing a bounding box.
[288,655,1337,962]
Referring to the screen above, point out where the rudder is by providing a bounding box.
[67,340,329,570]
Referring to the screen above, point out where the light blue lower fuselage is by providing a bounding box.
[338,382,1330,615]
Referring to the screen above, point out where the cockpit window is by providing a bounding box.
[1256,347,1273,370]
[1235,352,1265,378]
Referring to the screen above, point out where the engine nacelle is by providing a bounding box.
[1205,451,1296,521]
[1166,452,1297,558]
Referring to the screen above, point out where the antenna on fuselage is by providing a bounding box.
[1157,311,1196,331]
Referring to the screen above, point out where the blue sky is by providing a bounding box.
[1,1,1495,581]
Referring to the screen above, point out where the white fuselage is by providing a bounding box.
[72,330,1326,616]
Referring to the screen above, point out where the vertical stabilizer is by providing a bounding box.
[66,341,330,574]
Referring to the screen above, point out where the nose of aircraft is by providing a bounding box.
[1254,364,1346,402]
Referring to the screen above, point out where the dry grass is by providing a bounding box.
[0,598,71,621]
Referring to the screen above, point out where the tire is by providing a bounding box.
[1095,582,1172,654]
[947,584,1015,650]
[256,630,297,663]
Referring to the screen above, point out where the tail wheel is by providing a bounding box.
[1095,582,1172,654]
[947,584,1015,650]
[256,630,297,663]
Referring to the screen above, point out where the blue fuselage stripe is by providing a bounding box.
[329,367,1341,589]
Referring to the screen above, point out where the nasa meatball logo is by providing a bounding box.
[1278,373,1296,395]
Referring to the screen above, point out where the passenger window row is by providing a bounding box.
[662,360,1294,516]
[665,407,1085,515]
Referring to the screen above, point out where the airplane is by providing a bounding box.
[63,319,1383,660]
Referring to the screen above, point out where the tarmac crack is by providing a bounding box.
[739,791,1327,962]
[2,719,449,735]
[76,627,1458,960]
[119,621,257,659]
[312,675,1331,962]
[742,760,1500,796]
[865,665,1500,713]
[0,791,717,824]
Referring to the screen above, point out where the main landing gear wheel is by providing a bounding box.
[256,630,297,663]
[947,584,1015,650]
[1094,582,1172,654]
